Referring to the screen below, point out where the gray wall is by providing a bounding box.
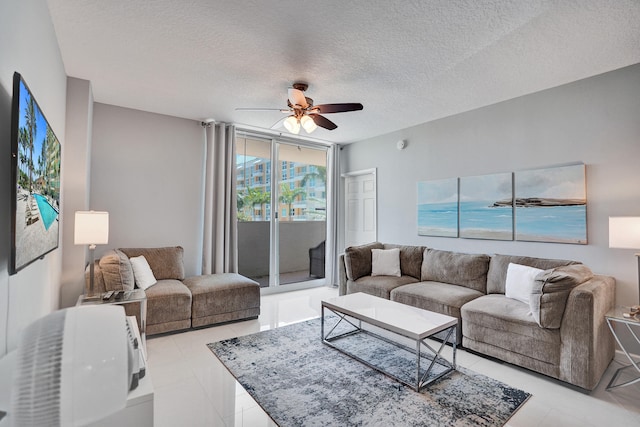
[342,64,640,306]
[90,103,206,276]
[60,77,94,308]
[0,0,67,356]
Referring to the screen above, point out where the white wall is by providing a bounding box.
[342,64,640,306]
[60,77,94,308]
[0,0,67,355]
[90,103,206,276]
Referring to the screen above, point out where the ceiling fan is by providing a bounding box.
[236,82,363,134]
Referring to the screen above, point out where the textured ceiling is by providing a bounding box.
[46,0,640,144]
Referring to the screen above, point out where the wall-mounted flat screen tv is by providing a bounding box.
[10,72,61,274]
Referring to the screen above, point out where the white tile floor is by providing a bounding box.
[147,286,640,427]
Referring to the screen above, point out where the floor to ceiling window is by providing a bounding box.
[236,132,328,291]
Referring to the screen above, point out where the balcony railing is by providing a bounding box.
[237,220,326,287]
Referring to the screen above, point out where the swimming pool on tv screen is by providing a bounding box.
[34,194,58,230]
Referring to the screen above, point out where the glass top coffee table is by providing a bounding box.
[321,292,458,391]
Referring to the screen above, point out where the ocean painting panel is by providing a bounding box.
[515,163,586,244]
[459,172,513,240]
[417,178,458,237]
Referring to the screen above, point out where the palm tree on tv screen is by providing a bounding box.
[18,127,29,189]
[25,97,37,193]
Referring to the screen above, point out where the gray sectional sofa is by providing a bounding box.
[87,246,260,335]
[338,242,616,390]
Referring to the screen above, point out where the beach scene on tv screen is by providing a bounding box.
[14,79,61,269]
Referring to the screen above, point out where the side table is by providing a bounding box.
[605,307,640,390]
[77,289,147,357]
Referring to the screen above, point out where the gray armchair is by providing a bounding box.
[309,241,325,278]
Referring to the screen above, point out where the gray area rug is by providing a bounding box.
[208,317,530,427]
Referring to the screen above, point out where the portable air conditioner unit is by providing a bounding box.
[10,305,142,426]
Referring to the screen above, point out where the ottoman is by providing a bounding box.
[183,273,260,327]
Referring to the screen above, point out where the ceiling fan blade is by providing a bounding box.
[288,88,309,108]
[270,116,288,129]
[236,107,291,113]
[309,113,337,130]
[312,103,363,114]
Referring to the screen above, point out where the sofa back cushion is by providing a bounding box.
[98,249,135,292]
[383,244,426,280]
[344,242,384,281]
[531,264,594,329]
[421,249,490,293]
[487,254,579,294]
[120,246,185,280]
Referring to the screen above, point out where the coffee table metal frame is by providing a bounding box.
[321,293,457,391]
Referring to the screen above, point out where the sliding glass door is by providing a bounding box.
[236,136,272,287]
[236,133,328,291]
[276,143,327,285]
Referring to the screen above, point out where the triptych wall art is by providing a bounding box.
[417,163,587,244]
[417,178,458,237]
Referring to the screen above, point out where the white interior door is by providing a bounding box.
[344,169,377,247]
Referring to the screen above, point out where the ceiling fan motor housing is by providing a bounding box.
[292,82,308,91]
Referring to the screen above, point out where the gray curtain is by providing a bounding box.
[325,144,340,286]
[202,122,238,274]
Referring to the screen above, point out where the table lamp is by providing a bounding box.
[74,211,109,300]
[609,216,640,304]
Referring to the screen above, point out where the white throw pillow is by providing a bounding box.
[505,263,543,305]
[130,255,157,290]
[371,248,401,277]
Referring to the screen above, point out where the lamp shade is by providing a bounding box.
[300,115,317,133]
[74,211,109,245]
[283,116,300,134]
[609,216,640,249]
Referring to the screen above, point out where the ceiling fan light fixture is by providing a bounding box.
[300,115,317,133]
[241,82,362,132]
[284,115,300,134]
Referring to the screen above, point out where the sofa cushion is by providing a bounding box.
[144,279,192,327]
[391,281,483,342]
[98,249,135,292]
[383,244,426,280]
[461,294,561,365]
[486,254,579,294]
[531,264,594,329]
[183,273,260,321]
[505,263,543,305]
[120,246,185,280]
[421,249,490,293]
[344,242,384,281]
[347,275,419,299]
[371,248,401,277]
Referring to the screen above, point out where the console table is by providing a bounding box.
[77,289,147,357]
[605,307,640,390]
